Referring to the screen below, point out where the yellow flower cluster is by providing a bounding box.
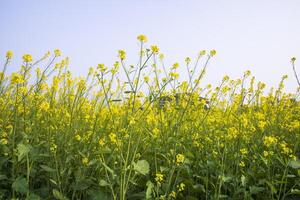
[176,153,185,165]
[98,138,105,146]
[54,49,61,57]
[144,76,150,83]
[50,143,57,153]
[0,138,8,145]
[169,72,179,79]
[263,150,274,158]
[137,34,148,42]
[150,45,159,54]
[210,49,217,57]
[169,191,176,198]
[22,54,33,62]
[239,161,245,167]
[118,50,126,60]
[109,132,118,144]
[172,62,179,69]
[177,182,185,192]
[82,157,89,166]
[263,136,278,147]
[155,172,164,185]
[75,134,81,141]
[11,73,25,84]
[185,57,191,64]
[39,102,50,111]
[280,141,292,155]
[97,63,107,72]
[152,127,160,138]
[6,50,13,59]
[240,148,248,156]
[199,50,206,56]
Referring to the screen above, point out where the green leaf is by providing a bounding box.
[72,179,93,190]
[286,174,296,178]
[219,194,228,198]
[53,189,69,200]
[220,175,232,183]
[241,175,246,187]
[250,186,265,194]
[186,196,199,200]
[101,162,115,177]
[266,181,277,194]
[289,160,300,169]
[88,190,111,200]
[17,143,31,162]
[50,179,58,186]
[40,165,56,172]
[26,193,41,200]
[0,174,7,181]
[133,160,150,175]
[12,177,28,194]
[146,181,154,199]
[291,189,300,195]
[99,179,109,187]
[192,184,206,193]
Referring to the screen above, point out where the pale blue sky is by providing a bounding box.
[1,0,300,92]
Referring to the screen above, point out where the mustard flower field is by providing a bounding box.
[0,35,300,200]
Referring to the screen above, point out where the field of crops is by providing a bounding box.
[0,35,300,200]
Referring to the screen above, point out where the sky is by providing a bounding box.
[1,0,300,92]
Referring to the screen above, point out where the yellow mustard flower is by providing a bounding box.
[210,49,217,57]
[54,49,61,57]
[22,54,33,62]
[109,132,118,144]
[177,182,185,192]
[150,45,159,54]
[239,161,245,167]
[82,157,89,166]
[155,172,164,185]
[6,50,13,59]
[185,57,191,64]
[169,72,179,80]
[263,136,278,147]
[176,153,185,165]
[137,34,148,42]
[263,150,269,157]
[11,73,25,84]
[172,62,179,69]
[39,102,50,111]
[291,57,296,63]
[50,144,57,153]
[199,50,206,56]
[1,132,7,138]
[97,64,107,72]
[144,76,150,83]
[152,128,160,138]
[0,138,8,145]
[98,138,105,146]
[280,141,292,155]
[75,134,81,141]
[169,191,176,198]
[223,75,230,81]
[118,50,126,60]
[162,77,168,82]
[159,53,165,60]
[263,150,274,157]
[240,148,248,156]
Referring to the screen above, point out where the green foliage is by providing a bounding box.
[133,160,150,175]
[12,177,28,194]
